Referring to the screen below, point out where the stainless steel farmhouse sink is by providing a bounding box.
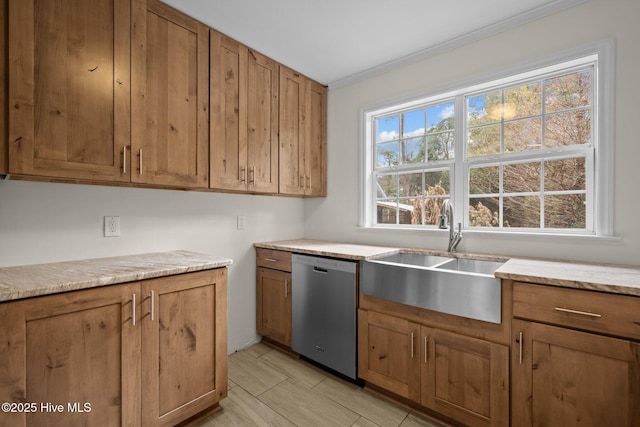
[361,253,505,324]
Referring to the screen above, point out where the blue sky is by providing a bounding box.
[376,101,455,142]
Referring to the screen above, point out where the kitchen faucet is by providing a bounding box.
[439,199,462,252]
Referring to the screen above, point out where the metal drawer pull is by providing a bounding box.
[284,279,288,298]
[138,149,143,175]
[313,266,328,274]
[554,307,602,318]
[150,290,155,321]
[240,166,246,182]
[132,293,136,326]
[264,258,278,263]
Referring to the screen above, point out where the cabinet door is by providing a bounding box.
[422,327,509,427]
[141,269,227,427]
[278,66,306,195]
[257,267,292,347]
[246,49,279,193]
[512,319,640,427]
[0,0,6,175]
[8,0,131,182]
[305,80,326,197]
[131,0,209,188]
[0,284,140,427]
[358,310,420,401]
[209,30,247,191]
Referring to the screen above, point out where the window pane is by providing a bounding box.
[377,201,397,224]
[504,118,542,153]
[469,166,499,195]
[504,196,540,227]
[403,137,425,164]
[468,91,501,126]
[427,132,454,161]
[399,172,422,197]
[376,141,399,167]
[469,197,499,227]
[504,83,541,119]
[376,174,396,198]
[399,198,419,225]
[376,115,399,142]
[425,170,450,193]
[427,102,455,130]
[423,198,446,226]
[403,109,425,137]
[545,110,591,147]
[504,162,540,193]
[545,194,586,228]
[544,157,586,191]
[468,124,501,157]
[545,70,592,113]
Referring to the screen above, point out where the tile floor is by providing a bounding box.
[194,343,446,427]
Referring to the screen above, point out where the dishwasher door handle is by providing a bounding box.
[313,266,328,274]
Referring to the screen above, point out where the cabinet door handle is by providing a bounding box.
[424,336,428,363]
[307,175,311,190]
[554,307,602,318]
[122,146,127,174]
[300,175,305,189]
[249,166,255,184]
[240,166,246,183]
[284,279,288,298]
[410,332,415,358]
[264,258,278,263]
[132,293,136,326]
[138,149,143,175]
[516,331,523,364]
[150,290,155,321]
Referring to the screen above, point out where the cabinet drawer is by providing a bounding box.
[513,282,640,340]
[256,248,292,272]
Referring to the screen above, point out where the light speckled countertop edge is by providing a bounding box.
[0,251,233,303]
[255,239,640,297]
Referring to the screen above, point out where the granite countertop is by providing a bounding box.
[255,239,640,297]
[0,250,233,302]
[496,258,640,297]
[254,239,402,260]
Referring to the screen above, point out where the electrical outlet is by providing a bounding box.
[104,216,121,237]
[237,215,246,230]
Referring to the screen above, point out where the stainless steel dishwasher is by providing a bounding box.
[291,254,357,379]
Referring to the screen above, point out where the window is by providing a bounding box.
[362,44,613,236]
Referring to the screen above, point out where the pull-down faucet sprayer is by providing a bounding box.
[439,199,462,252]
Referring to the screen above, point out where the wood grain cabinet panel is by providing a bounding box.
[278,66,326,197]
[8,0,131,182]
[421,327,509,427]
[0,0,7,175]
[512,318,640,427]
[141,269,227,427]
[0,283,140,427]
[256,267,292,347]
[210,30,279,193]
[131,0,209,188]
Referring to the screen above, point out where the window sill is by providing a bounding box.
[356,225,621,242]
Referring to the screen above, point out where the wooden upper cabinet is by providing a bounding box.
[279,66,326,197]
[8,0,131,182]
[0,0,7,175]
[210,30,278,193]
[131,0,209,188]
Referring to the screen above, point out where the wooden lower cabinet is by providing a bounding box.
[141,269,227,427]
[421,327,509,427]
[358,309,509,427]
[511,319,640,427]
[0,268,227,427]
[256,267,292,347]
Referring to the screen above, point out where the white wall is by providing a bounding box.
[305,0,640,266]
[0,179,304,352]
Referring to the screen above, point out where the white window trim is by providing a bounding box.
[359,39,615,237]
